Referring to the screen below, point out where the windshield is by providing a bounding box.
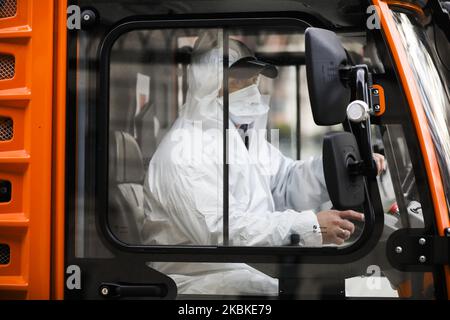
[392,10,450,216]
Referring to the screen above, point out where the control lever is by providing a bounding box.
[346,100,378,178]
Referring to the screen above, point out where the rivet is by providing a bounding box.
[100,287,109,296]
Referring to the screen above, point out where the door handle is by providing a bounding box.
[99,283,168,299]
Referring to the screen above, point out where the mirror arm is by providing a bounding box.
[354,118,378,179]
[347,158,365,176]
[347,156,377,178]
[339,65,353,88]
[344,65,378,179]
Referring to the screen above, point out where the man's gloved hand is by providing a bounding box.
[317,210,365,245]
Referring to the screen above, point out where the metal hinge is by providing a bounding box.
[387,228,450,271]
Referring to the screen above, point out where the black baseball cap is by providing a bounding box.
[228,39,278,79]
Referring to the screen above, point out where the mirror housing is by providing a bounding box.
[323,132,364,210]
[305,27,351,125]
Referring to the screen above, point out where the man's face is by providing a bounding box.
[219,75,259,96]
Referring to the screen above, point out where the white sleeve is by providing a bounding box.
[151,162,323,247]
[227,193,323,247]
[269,143,330,212]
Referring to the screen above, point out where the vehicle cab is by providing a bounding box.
[0,0,448,300]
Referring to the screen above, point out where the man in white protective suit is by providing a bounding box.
[141,32,385,296]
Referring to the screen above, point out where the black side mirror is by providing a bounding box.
[305,27,351,125]
[323,131,364,210]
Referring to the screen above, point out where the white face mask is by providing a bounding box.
[228,84,269,125]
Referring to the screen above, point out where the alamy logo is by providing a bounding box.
[67,5,81,30]
[366,5,381,30]
[66,265,81,290]
[366,265,381,290]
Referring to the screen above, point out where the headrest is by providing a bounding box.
[112,131,145,184]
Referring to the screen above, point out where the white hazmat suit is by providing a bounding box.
[142,33,330,296]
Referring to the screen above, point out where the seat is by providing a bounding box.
[135,102,160,169]
[109,131,146,244]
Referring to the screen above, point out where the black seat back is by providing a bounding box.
[109,131,145,244]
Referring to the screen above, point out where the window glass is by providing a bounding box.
[376,125,424,229]
[224,30,334,248]
[72,22,436,298]
[392,11,450,216]
[109,28,223,246]
[107,27,363,249]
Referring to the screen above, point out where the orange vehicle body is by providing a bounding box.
[0,0,61,299]
[0,0,448,299]
[373,0,450,298]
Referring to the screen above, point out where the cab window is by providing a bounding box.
[71,19,437,299]
[107,27,355,247]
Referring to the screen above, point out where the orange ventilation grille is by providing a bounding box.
[0,117,13,141]
[0,0,17,19]
[0,54,15,80]
[0,244,10,265]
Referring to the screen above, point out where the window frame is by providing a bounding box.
[95,16,386,263]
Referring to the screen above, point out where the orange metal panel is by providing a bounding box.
[0,0,31,30]
[0,109,27,152]
[0,171,26,214]
[26,0,55,300]
[373,0,450,298]
[0,40,30,92]
[51,0,67,300]
[0,0,55,299]
[397,272,435,298]
[384,0,426,17]
[0,227,27,276]
[372,84,386,116]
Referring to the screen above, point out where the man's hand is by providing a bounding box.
[373,153,386,176]
[317,210,365,245]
